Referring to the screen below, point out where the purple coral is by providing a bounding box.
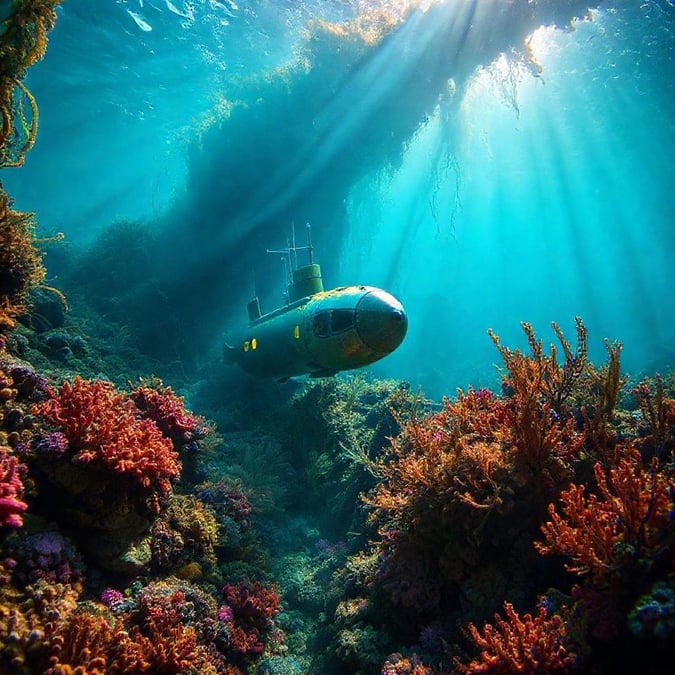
[34,431,69,456]
[218,604,234,623]
[101,587,137,614]
[196,480,253,528]
[13,530,84,583]
[7,364,52,400]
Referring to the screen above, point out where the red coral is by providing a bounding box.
[536,444,675,585]
[0,445,27,528]
[130,379,208,449]
[455,602,577,674]
[33,377,181,496]
[219,579,281,658]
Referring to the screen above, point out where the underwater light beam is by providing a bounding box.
[217,1,481,241]
[214,0,609,247]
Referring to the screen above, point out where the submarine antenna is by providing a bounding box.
[281,256,289,304]
[290,222,298,271]
[306,222,314,265]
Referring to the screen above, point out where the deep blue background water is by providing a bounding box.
[3,0,674,399]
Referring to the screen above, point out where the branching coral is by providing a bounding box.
[32,377,181,499]
[455,602,577,674]
[218,579,282,661]
[488,320,588,490]
[632,375,675,461]
[367,390,512,530]
[130,377,210,450]
[536,444,675,586]
[489,317,588,417]
[45,605,230,675]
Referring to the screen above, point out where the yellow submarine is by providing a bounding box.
[225,226,407,381]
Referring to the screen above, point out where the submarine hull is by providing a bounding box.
[226,285,407,380]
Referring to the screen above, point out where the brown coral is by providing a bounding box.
[0,189,46,331]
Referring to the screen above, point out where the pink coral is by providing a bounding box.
[0,446,27,528]
[130,379,208,449]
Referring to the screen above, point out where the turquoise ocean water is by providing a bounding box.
[3,0,674,399]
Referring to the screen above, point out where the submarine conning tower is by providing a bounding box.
[287,262,324,303]
[269,222,324,305]
[246,223,325,323]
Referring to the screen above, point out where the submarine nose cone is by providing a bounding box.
[356,289,408,354]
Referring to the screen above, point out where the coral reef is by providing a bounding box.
[0,2,672,672]
[312,320,675,673]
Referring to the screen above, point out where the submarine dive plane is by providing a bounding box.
[224,225,407,381]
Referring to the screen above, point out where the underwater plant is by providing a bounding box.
[0,2,63,332]
[0,0,63,168]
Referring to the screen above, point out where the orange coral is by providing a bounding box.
[45,601,231,674]
[489,318,588,416]
[455,602,577,674]
[366,395,511,540]
[536,444,675,585]
[488,320,587,491]
[33,377,181,498]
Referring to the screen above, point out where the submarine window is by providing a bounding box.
[243,340,250,352]
[313,311,331,338]
[331,309,356,333]
[251,338,258,350]
[293,325,300,339]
